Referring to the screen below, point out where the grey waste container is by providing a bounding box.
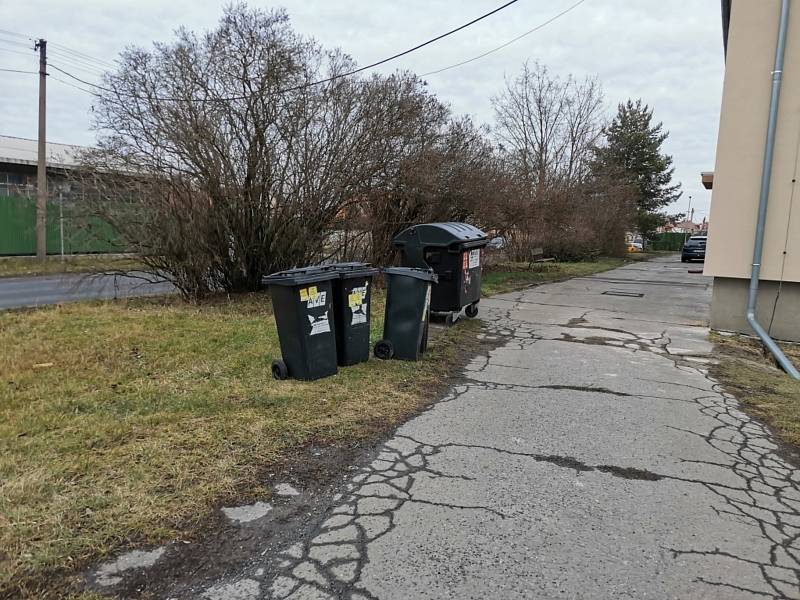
[325,262,379,366]
[262,266,339,381]
[393,222,488,322]
[374,267,437,361]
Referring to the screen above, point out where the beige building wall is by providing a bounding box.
[704,1,800,283]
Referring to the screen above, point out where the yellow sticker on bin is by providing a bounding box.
[348,292,362,308]
[299,288,309,301]
[309,286,318,298]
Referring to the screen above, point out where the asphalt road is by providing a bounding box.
[90,256,800,599]
[0,272,174,309]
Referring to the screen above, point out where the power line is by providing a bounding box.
[0,67,37,74]
[422,0,588,77]
[49,42,115,68]
[49,74,98,95]
[304,0,522,85]
[49,0,525,103]
[47,50,108,75]
[0,36,32,48]
[0,28,33,40]
[49,63,111,92]
[0,28,113,68]
[0,47,34,57]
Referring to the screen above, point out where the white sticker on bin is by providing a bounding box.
[308,311,331,335]
[468,248,480,269]
[351,307,367,325]
[306,290,327,308]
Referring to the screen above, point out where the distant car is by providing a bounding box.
[487,236,506,250]
[681,235,707,262]
[627,242,643,252]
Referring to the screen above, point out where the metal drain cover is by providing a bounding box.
[602,290,644,298]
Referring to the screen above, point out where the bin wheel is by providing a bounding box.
[445,312,459,327]
[465,303,479,318]
[272,359,289,380]
[374,339,394,360]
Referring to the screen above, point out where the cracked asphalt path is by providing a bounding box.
[196,256,800,599]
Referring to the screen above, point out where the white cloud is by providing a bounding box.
[0,0,724,216]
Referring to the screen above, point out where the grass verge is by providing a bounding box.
[711,333,800,448]
[482,257,628,297]
[0,292,482,598]
[2,255,636,597]
[0,255,142,278]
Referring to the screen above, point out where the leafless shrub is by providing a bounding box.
[74,5,384,299]
[338,73,500,266]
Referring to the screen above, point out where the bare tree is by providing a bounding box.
[75,5,382,298]
[492,61,603,190]
[490,61,624,260]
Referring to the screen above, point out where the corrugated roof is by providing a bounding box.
[0,135,86,169]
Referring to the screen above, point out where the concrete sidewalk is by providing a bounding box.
[113,256,800,599]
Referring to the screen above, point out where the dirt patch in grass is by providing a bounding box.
[0,292,486,598]
[481,257,627,297]
[711,333,800,448]
[0,255,143,278]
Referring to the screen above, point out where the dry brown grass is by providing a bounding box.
[712,333,800,447]
[0,292,480,598]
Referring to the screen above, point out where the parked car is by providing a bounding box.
[627,242,643,252]
[681,235,707,262]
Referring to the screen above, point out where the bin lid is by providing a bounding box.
[262,265,339,287]
[382,266,439,283]
[393,222,488,249]
[324,262,380,279]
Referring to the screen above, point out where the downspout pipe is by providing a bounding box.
[746,0,800,379]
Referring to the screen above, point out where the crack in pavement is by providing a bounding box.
[395,434,664,482]
[260,435,509,600]
[189,261,800,600]
[468,298,800,597]
[662,383,800,599]
[251,430,672,599]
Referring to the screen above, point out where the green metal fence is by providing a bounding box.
[649,232,687,251]
[0,195,124,256]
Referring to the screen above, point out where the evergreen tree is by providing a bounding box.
[593,99,682,239]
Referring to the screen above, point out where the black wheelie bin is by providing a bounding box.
[393,223,488,324]
[374,267,437,361]
[262,266,339,381]
[326,262,379,366]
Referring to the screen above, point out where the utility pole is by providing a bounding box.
[684,195,693,243]
[59,190,65,260]
[35,38,47,261]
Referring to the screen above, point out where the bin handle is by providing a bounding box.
[450,239,487,251]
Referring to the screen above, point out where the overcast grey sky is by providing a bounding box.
[1,0,724,219]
